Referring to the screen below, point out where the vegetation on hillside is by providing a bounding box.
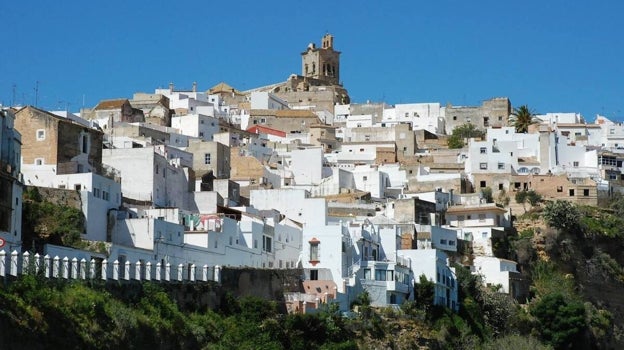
[11,189,624,349]
[21,187,86,251]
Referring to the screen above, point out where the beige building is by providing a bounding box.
[186,139,230,180]
[243,34,350,113]
[129,93,172,127]
[309,124,338,153]
[249,109,320,134]
[445,97,511,134]
[301,33,340,86]
[15,106,104,175]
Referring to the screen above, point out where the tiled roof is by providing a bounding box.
[250,109,318,118]
[446,204,507,214]
[208,82,241,94]
[247,125,287,138]
[94,99,128,110]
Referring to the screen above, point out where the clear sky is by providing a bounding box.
[1,1,623,121]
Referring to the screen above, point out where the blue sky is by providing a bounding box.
[1,1,623,121]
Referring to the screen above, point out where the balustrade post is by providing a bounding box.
[80,259,87,279]
[62,257,69,279]
[0,250,6,277]
[112,260,119,280]
[190,264,196,282]
[135,261,142,280]
[155,263,161,281]
[52,256,60,278]
[177,264,183,282]
[165,263,171,281]
[124,261,130,281]
[34,253,41,274]
[101,259,108,280]
[44,255,50,278]
[202,265,208,281]
[10,250,19,276]
[214,265,221,283]
[145,262,152,281]
[22,251,30,275]
[71,258,78,279]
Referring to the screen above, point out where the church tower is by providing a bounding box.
[301,33,341,85]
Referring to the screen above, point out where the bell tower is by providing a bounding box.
[301,33,341,85]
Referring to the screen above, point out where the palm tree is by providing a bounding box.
[510,105,538,133]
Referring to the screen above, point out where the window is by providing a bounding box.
[557,186,563,192]
[35,158,44,165]
[482,232,488,238]
[499,183,504,190]
[103,191,109,201]
[480,180,486,188]
[36,129,45,140]
[199,132,204,137]
[310,269,318,280]
[440,239,448,245]
[569,189,575,196]
[363,176,368,181]
[309,240,320,261]
[498,163,505,170]
[262,236,272,253]
[583,189,590,196]
[479,163,487,170]
[483,117,489,127]
[573,161,579,167]
[449,240,456,246]
[204,153,211,165]
[359,148,364,152]
[81,134,89,153]
[478,214,486,222]
[453,116,457,121]
[480,147,487,154]
[93,188,100,198]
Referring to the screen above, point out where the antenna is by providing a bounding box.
[11,84,16,106]
[34,80,39,107]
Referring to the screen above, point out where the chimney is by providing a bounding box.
[169,82,174,93]
[192,82,197,92]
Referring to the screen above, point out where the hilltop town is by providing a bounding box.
[1,34,623,316]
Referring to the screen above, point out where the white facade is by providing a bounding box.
[102,147,192,208]
[250,91,289,110]
[473,256,519,294]
[345,114,374,128]
[400,248,459,311]
[171,114,221,142]
[383,103,444,134]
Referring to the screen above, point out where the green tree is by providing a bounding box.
[480,187,494,203]
[526,190,542,208]
[531,293,587,349]
[515,190,528,212]
[448,123,485,149]
[543,200,582,235]
[510,105,538,133]
[414,274,435,316]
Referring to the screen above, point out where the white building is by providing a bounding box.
[382,103,445,134]
[250,91,289,110]
[0,108,23,250]
[473,256,522,297]
[102,146,193,208]
[171,114,222,142]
